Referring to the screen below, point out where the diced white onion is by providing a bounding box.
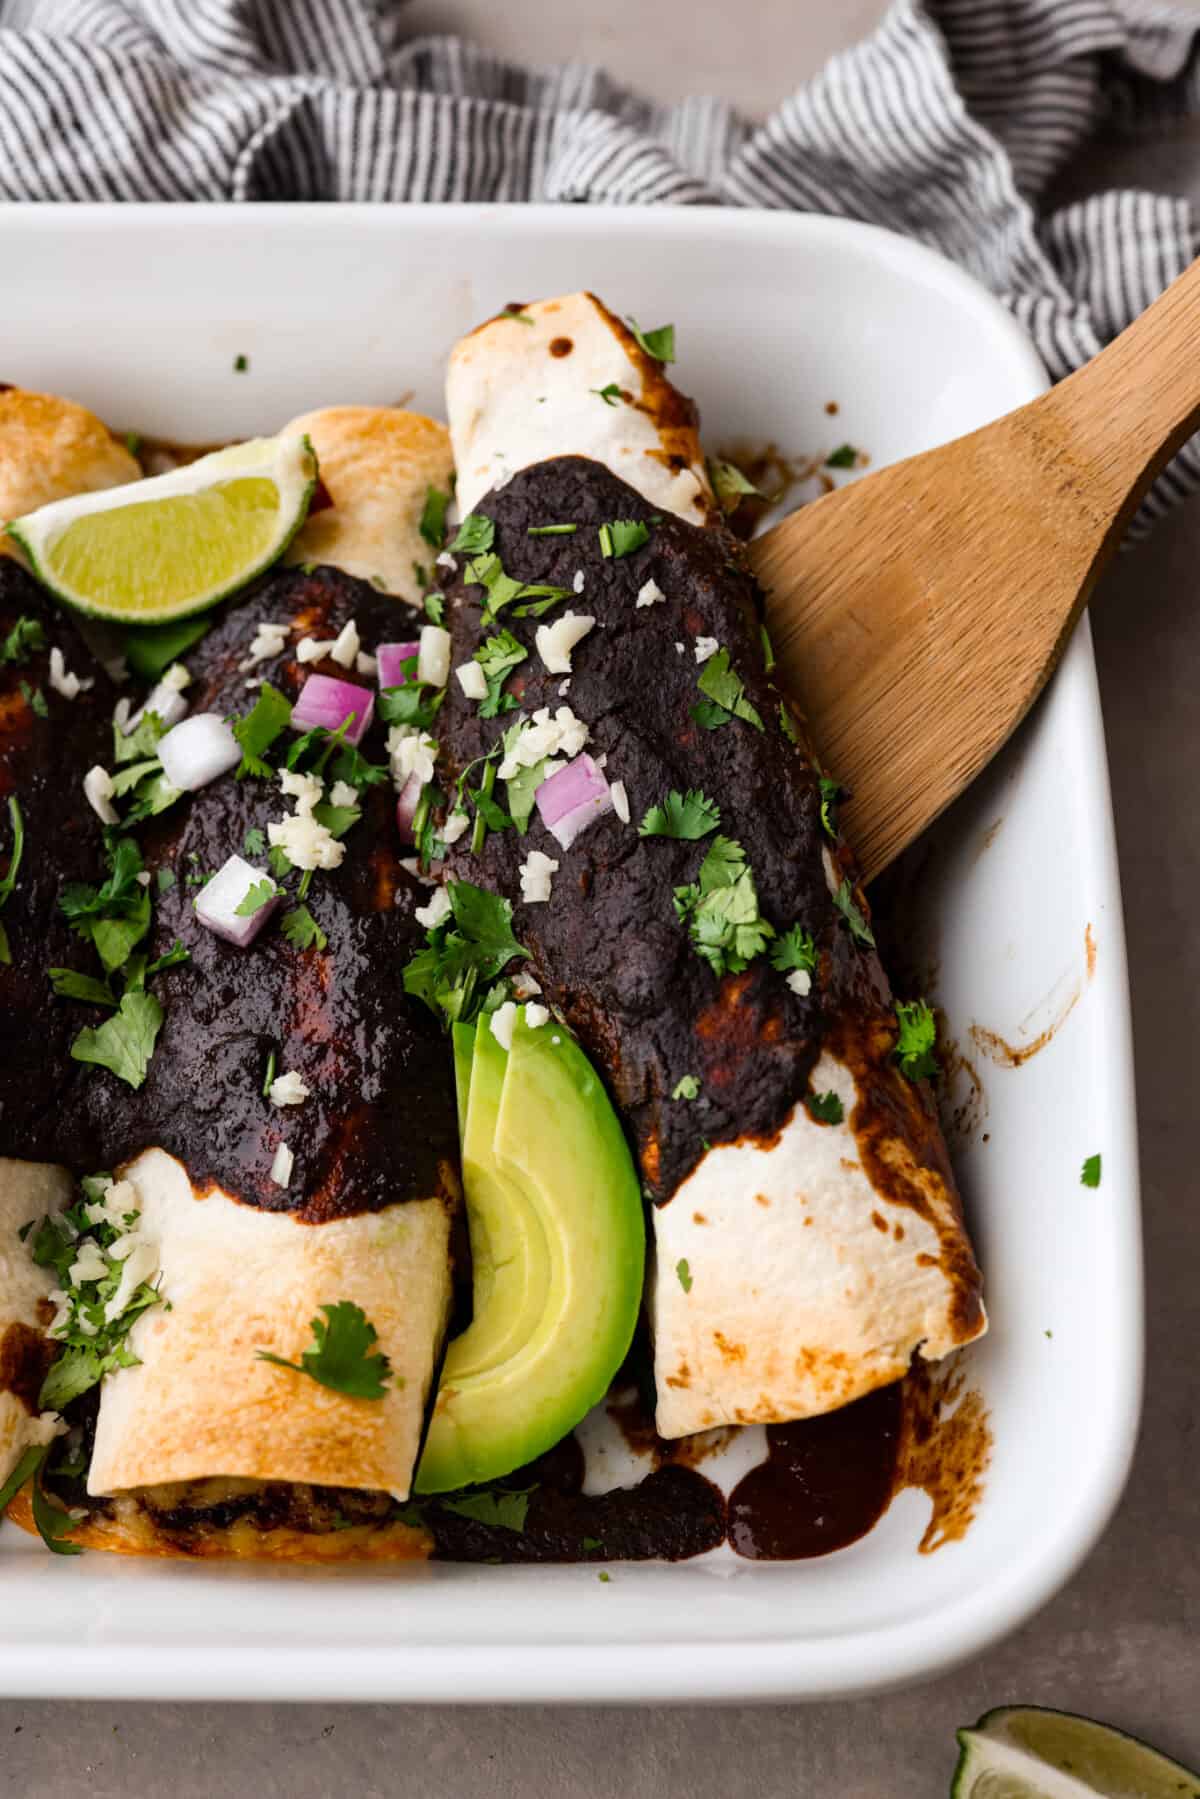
[786,969,812,997]
[694,637,719,663]
[489,1001,517,1051]
[414,886,452,930]
[417,624,451,689]
[194,854,282,948]
[270,1142,294,1187]
[535,611,595,675]
[330,618,360,668]
[519,849,559,904]
[83,765,118,824]
[636,579,665,609]
[455,661,488,701]
[157,714,240,791]
[269,1070,311,1107]
[609,780,630,824]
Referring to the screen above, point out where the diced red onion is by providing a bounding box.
[535,754,613,850]
[290,673,375,746]
[376,642,421,692]
[194,855,282,948]
[157,714,240,791]
[395,773,423,844]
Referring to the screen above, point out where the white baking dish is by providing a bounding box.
[0,205,1141,1702]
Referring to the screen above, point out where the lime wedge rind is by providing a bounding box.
[6,433,317,625]
[953,1706,1200,1799]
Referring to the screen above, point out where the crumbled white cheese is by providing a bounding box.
[524,1003,550,1029]
[387,726,437,790]
[786,969,813,998]
[268,811,345,872]
[161,662,192,693]
[519,849,559,904]
[455,660,488,701]
[135,871,151,887]
[609,780,630,824]
[414,886,452,930]
[441,810,470,846]
[83,765,117,824]
[84,1179,139,1230]
[296,635,336,665]
[511,969,542,999]
[418,624,451,689]
[572,570,586,594]
[535,611,595,675]
[103,1237,159,1326]
[489,1000,518,1051]
[68,1240,109,1286]
[47,646,94,700]
[436,551,456,572]
[269,1070,311,1107]
[269,1142,294,1187]
[279,768,323,816]
[557,679,571,697]
[636,579,665,609]
[328,780,359,809]
[327,618,358,668]
[498,706,589,780]
[398,857,437,884]
[694,637,719,663]
[674,642,685,655]
[244,678,264,691]
[238,620,289,672]
[355,651,378,678]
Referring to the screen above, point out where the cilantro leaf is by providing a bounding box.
[638,789,721,841]
[759,622,776,673]
[90,886,151,975]
[440,1487,535,1532]
[112,710,165,767]
[234,878,281,918]
[475,628,527,719]
[591,384,623,406]
[695,649,764,732]
[377,679,444,732]
[527,523,578,536]
[0,795,24,966]
[108,757,162,798]
[403,881,527,1027]
[242,826,266,857]
[419,485,449,548]
[312,800,361,841]
[672,1075,700,1101]
[466,550,570,626]
[31,1465,85,1555]
[155,867,176,895]
[0,1444,46,1517]
[691,698,733,731]
[769,925,817,975]
[19,680,48,718]
[424,591,446,626]
[232,682,292,779]
[708,459,759,512]
[48,968,117,1007]
[826,444,859,469]
[806,1090,844,1125]
[70,989,163,1089]
[894,999,939,1081]
[451,513,495,555]
[627,317,676,363]
[471,787,512,832]
[1081,1153,1102,1188]
[281,905,327,952]
[598,519,650,559]
[778,702,799,746]
[1,615,46,666]
[819,776,843,840]
[833,877,876,949]
[673,836,774,977]
[258,1300,393,1400]
[144,940,189,978]
[675,1258,693,1292]
[330,741,388,790]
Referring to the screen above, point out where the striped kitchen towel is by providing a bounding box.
[1,0,1199,526]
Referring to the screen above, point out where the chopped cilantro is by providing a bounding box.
[419,485,449,548]
[145,941,188,978]
[59,834,151,975]
[234,353,249,372]
[769,925,817,976]
[778,702,799,746]
[242,826,266,858]
[31,1468,85,1555]
[819,776,842,840]
[330,740,388,790]
[672,1075,700,1101]
[232,682,292,779]
[424,591,446,626]
[465,550,570,626]
[122,430,142,458]
[894,999,939,1081]
[0,614,46,665]
[581,1536,603,1553]
[0,795,24,967]
[18,680,47,718]
[112,709,166,768]
[759,622,776,673]
[69,989,163,1089]
[403,880,527,1027]
[806,1090,844,1125]
[832,877,875,949]
[262,1047,277,1098]
[155,867,176,894]
[312,800,361,840]
[673,836,774,977]
[451,513,495,555]
[1081,1153,1102,1189]
[281,905,327,952]
[598,1571,611,1583]
[527,523,578,536]
[591,384,623,406]
[675,1258,693,1292]
[258,1301,393,1400]
[693,649,764,732]
[826,443,858,468]
[638,789,721,842]
[708,459,759,512]
[440,1486,534,1532]
[500,305,534,326]
[234,878,282,918]
[377,663,445,733]
[475,628,527,719]
[627,317,676,363]
[48,969,117,1007]
[598,519,650,559]
[0,1444,45,1515]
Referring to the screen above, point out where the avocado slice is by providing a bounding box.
[416,1009,645,1493]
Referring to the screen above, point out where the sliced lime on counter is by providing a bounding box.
[6,433,316,625]
[953,1707,1200,1798]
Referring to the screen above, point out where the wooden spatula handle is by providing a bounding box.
[1031,254,1200,552]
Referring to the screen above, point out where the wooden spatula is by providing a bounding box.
[748,256,1200,882]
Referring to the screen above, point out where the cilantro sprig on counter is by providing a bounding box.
[673,835,774,977]
[404,880,527,1027]
[258,1301,394,1400]
[894,999,939,1081]
[826,444,859,469]
[692,648,764,733]
[638,789,721,841]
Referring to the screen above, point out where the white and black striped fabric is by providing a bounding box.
[2,0,1200,525]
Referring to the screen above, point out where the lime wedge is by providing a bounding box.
[5,434,317,624]
[953,1707,1200,1799]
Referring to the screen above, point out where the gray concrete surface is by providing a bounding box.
[3,5,1199,1793]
